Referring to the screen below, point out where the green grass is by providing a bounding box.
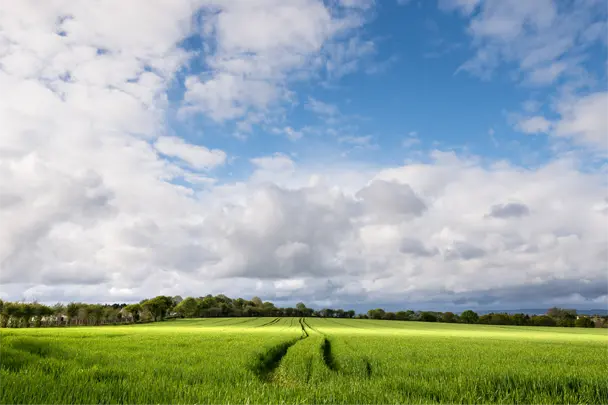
[1,318,606,404]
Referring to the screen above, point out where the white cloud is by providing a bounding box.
[251,153,295,172]
[446,0,606,85]
[155,136,226,170]
[2,148,607,307]
[306,96,339,116]
[181,0,372,125]
[403,132,421,148]
[338,135,373,146]
[438,0,481,15]
[1,0,606,311]
[283,127,304,141]
[517,116,552,134]
[553,92,608,149]
[515,92,608,151]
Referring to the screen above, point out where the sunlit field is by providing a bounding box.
[1,318,607,404]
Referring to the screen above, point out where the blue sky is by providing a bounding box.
[166,0,607,184]
[1,0,607,309]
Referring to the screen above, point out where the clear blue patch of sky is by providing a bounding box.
[162,0,606,184]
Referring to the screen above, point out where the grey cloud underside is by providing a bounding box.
[449,277,608,307]
[488,202,530,218]
[2,163,607,309]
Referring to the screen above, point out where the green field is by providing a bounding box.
[1,318,607,404]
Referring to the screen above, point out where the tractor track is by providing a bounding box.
[255,317,281,328]
[250,318,310,382]
[310,318,373,378]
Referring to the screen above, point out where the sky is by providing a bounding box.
[0,0,607,311]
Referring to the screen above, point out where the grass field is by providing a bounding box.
[1,317,607,404]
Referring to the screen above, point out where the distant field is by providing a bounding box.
[1,318,607,404]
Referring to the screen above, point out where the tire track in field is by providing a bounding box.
[302,318,340,373]
[250,318,310,382]
[216,317,260,330]
[255,317,281,328]
[311,318,373,378]
[325,317,366,329]
[205,317,242,326]
[301,318,322,334]
[224,317,260,325]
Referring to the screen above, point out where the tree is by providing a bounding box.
[0,300,10,328]
[511,313,528,326]
[346,310,355,319]
[142,296,173,321]
[102,306,118,324]
[367,308,385,320]
[33,303,52,327]
[78,305,91,325]
[575,317,595,328]
[460,310,479,324]
[53,303,66,326]
[489,313,512,325]
[124,304,142,322]
[419,312,437,322]
[21,303,34,327]
[67,303,80,325]
[530,315,556,327]
[441,312,457,323]
[319,308,335,318]
[382,312,396,320]
[1,302,17,328]
[251,296,263,307]
[175,297,199,318]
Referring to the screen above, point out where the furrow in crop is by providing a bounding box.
[321,337,338,372]
[363,356,372,378]
[250,320,310,382]
[219,317,260,327]
[250,338,300,382]
[298,318,309,337]
[301,318,322,335]
[255,317,280,328]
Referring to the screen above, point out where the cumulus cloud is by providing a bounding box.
[438,0,481,15]
[515,92,608,151]
[553,92,608,149]
[251,153,296,172]
[516,116,552,134]
[1,0,607,312]
[154,136,226,169]
[356,180,427,221]
[306,97,340,117]
[181,0,371,124]
[488,203,530,218]
[444,0,607,84]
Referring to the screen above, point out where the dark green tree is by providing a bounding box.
[575,317,595,328]
[175,297,199,318]
[460,310,479,324]
[367,308,385,320]
[124,303,142,322]
[442,312,457,323]
[419,312,438,322]
[66,302,80,325]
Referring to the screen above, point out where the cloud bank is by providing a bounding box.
[0,0,606,310]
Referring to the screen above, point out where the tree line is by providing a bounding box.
[0,295,605,328]
[364,307,605,328]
